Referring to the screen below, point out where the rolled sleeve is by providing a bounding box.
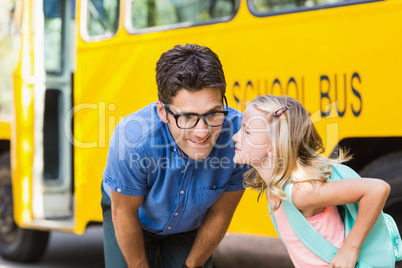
[225,164,251,192]
[103,125,148,196]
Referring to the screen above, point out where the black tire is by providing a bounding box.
[359,151,402,268]
[0,152,50,263]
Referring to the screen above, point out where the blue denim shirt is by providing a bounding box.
[103,102,249,235]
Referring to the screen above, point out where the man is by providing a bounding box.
[102,44,249,268]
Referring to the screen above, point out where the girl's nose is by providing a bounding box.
[233,130,240,143]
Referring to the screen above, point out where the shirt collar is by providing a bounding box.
[163,123,187,158]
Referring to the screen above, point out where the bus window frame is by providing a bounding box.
[80,0,120,42]
[124,0,240,35]
[44,0,65,76]
[247,0,383,18]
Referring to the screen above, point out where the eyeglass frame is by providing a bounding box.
[162,96,229,129]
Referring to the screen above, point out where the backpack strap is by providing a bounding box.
[281,183,339,263]
[269,203,282,242]
[329,165,359,220]
[281,165,373,267]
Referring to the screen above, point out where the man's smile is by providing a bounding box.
[188,136,211,145]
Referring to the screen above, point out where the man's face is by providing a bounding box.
[157,88,224,160]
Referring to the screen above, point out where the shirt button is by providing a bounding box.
[117,188,121,193]
[213,185,216,189]
[174,213,179,216]
[174,148,177,151]
[180,190,184,194]
[167,227,171,230]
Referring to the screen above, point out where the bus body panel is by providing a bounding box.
[8,0,402,237]
[72,0,402,235]
[0,121,11,141]
[12,0,35,229]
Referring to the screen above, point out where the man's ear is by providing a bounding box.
[156,100,168,123]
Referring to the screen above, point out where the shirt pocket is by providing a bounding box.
[198,186,226,210]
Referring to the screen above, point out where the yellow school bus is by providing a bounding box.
[0,0,402,263]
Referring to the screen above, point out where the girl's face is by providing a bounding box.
[233,106,274,168]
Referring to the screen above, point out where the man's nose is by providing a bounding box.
[192,118,209,137]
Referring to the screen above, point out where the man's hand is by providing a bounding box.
[185,189,244,267]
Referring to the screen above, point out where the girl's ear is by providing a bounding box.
[267,147,276,158]
[156,100,168,123]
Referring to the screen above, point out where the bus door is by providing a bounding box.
[31,0,75,222]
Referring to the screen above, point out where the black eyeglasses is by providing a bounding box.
[162,96,229,129]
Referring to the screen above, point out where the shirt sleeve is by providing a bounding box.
[225,164,251,192]
[103,125,148,196]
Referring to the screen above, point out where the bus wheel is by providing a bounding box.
[0,152,50,262]
[359,151,402,268]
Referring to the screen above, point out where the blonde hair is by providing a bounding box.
[243,95,351,212]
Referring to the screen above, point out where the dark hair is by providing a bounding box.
[155,43,226,104]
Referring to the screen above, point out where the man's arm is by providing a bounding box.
[110,189,148,268]
[185,189,245,267]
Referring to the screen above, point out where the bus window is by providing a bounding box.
[44,0,64,74]
[250,0,348,14]
[128,0,239,32]
[84,0,119,38]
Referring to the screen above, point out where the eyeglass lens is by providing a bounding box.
[177,112,226,129]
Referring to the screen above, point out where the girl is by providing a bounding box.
[232,95,391,268]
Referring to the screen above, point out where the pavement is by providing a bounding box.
[214,233,294,268]
[0,227,293,268]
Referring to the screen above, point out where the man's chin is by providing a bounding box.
[189,153,208,160]
[187,149,212,160]
[180,144,214,160]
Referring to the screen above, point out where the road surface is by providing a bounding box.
[0,227,293,268]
